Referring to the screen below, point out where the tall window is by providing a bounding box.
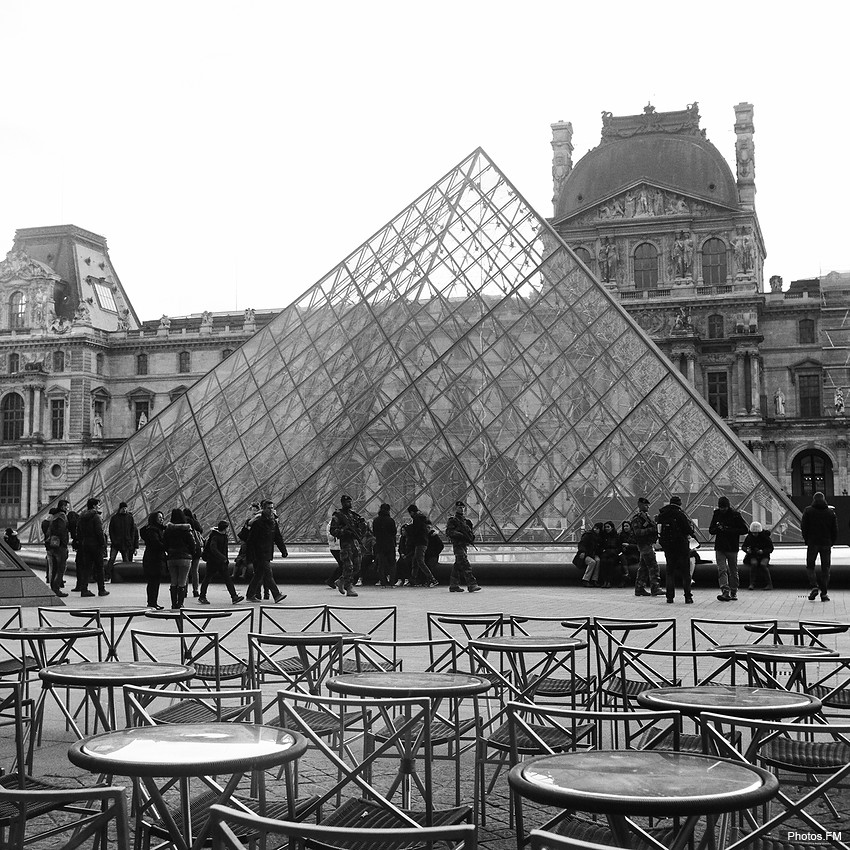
[702,238,727,285]
[799,319,816,344]
[91,280,117,312]
[136,353,148,375]
[178,351,191,373]
[794,450,833,499]
[799,374,821,417]
[8,353,19,374]
[9,292,26,329]
[633,243,658,290]
[52,351,65,372]
[0,467,22,517]
[1,393,24,441]
[707,314,724,339]
[50,398,65,440]
[573,247,593,270]
[135,401,150,429]
[95,353,105,375]
[707,371,729,417]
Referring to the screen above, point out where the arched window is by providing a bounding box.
[573,247,593,270]
[792,449,833,500]
[8,353,19,374]
[95,353,105,376]
[707,314,724,339]
[9,292,26,329]
[702,238,727,285]
[136,353,148,375]
[52,351,65,372]
[0,467,22,519]
[799,319,816,345]
[1,393,25,441]
[633,243,658,290]
[178,351,191,373]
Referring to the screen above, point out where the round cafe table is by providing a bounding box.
[69,606,151,661]
[709,642,836,684]
[509,749,778,848]
[744,620,849,646]
[0,625,102,668]
[69,723,307,850]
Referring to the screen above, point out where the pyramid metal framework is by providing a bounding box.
[24,149,802,543]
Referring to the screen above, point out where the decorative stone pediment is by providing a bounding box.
[0,246,56,282]
[600,102,703,144]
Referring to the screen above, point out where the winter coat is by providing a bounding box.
[446,515,475,546]
[630,511,658,546]
[163,522,195,561]
[397,524,412,557]
[246,514,287,563]
[47,511,70,549]
[425,527,444,559]
[801,502,838,547]
[598,529,621,554]
[656,504,693,550]
[741,531,774,563]
[407,512,430,548]
[708,507,749,551]
[330,508,365,543]
[3,530,20,551]
[578,529,599,558]
[77,508,107,554]
[204,527,229,567]
[372,514,397,554]
[619,527,640,565]
[140,523,167,568]
[108,511,139,550]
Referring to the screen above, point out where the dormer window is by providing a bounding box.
[91,279,117,312]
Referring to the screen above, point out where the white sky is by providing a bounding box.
[0,1,846,321]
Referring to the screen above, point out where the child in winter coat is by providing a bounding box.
[742,521,774,590]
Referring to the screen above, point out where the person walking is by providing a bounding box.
[631,498,660,596]
[233,503,259,582]
[182,508,204,598]
[46,500,70,597]
[139,511,167,610]
[245,500,288,603]
[742,521,774,590]
[42,508,57,587]
[76,497,109,598]
[395,521,413,586]
[330,495,365,597]
[163,508,195,610]
[445,501,481,593]
[105,502,139,582]
[656,496,695,604]
[372,503,397,588]
[324,514,343,588]
[709,496,749,602]
[198,520,244,605]
[406,504,438,587]
[801,491,837,602]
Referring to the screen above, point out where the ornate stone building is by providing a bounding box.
[0,225,275,525]
[550,102,849,503]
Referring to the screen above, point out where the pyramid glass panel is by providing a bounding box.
[22,149,802,543]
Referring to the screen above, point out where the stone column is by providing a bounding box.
[838,440,848,494]
[734,102,756,209]
[685,354,696,384]
[750,354,761,415]
[775,442,788,490]
[29,459,41,514]
[33,386,44,437]
[735,352,748,415]
[751,441,764,466]
[21,460,32,516]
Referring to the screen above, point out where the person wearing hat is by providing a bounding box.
[709,495,749,602]
[630,497,660,597]
[198,520,244,605]
[445,501,482,593]
[3,527,20,551]
[655,495,696,604]
[106,501,139,581]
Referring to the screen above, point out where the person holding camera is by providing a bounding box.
[709,496,749,602]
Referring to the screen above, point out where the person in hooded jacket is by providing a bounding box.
[372,503,397,588]
[742,521,774,591]
[709,496,750,602]
[656,496,695,604]
[163,508,195,610]
[445,501,481,593]
[198,521,244,605]
[139,511,167,610]
[579,522,602,586]
[801,491,837,602]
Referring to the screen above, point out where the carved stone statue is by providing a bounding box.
[0,246,50,282]
[243,308,255,324]
[137,411,148,430]
[835,388,845,416]
[769,275,783,293]
[733,231,755,274]
[73,301,91,324]
[50,315,71,334]
[92,414,103,439]
[597,238,618,283]
[773,387,786,417]
[673,305,692,331]
[671,232,692,278]
[652,189,665,216]
[200,310,214,328]
[635,188,651,216]
[158,314,171,330]
[117,308,130,331]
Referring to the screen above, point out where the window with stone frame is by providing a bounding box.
[52,350,65,372]
[798,374,821,418]
[136,352,148,375]
[0,466,22,515]
[707,314,724,339]
[8,353,19,374]
[95,352,105,375]
[706,371,729,417]
[135,400,150,429]
[9,292,26,329]
[50,398,65,440]
[1,393,24,441]
[573,247,593,271]
[702,238,727,285]
[798,318,816,345]
[633,243,658,290]
[178,351,191,373]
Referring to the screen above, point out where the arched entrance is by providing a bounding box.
[792,449,834,500]
[0,466,22,523]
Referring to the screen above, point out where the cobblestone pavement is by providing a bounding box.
[8,570,850,847]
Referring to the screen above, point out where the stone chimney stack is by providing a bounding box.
[734,103,756,209]
[550,121,573,214]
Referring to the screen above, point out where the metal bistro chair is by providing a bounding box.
[325,604,398,673]
[528,831,614,850]
[124,684,263,727]
[0,607,39,697]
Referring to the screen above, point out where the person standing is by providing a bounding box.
[324,514,343,588]
[597,521,621,588]
[182,508,204,598]
[801,491,837,602]
[199,521,244,605]
[709,496,749,602]
[233,503,260,582]
[631,498,660,596]
[372,503,397,588]
[46,500,70,597]
[139,511,167,610]
[656,496,695,604]
[445,501,481,593]
[245,500,287,603]
[406,504,438,588]
[330,495,364,597]
[106,502,139,582]
[76,497,109,598]
[163,508,194,610]
[42,508,57,587]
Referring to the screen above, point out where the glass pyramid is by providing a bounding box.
[23,149,802,543]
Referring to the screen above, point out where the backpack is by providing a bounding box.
[201,535,212,563]
[190,528,204,559]
[658,516,681,547]
[237,523,251,543]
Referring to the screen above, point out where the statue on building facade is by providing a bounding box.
[117,308,130,331]
[769,274,783,293]
[733,231,755,274]
[92,414,104,439]
[835,388,845,416]
[673,305,692,331]
[137,411,148,430]
[773,387,786,417]
[73,300,91,324]
[0,246,50,282]
[597,238,617,283]
[158,314,171,330]
[671,232,693,278]
[200,310,214,329]
[243,307,255,324]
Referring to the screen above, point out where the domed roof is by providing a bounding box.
[554,130,739,221]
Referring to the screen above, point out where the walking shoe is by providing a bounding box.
[54,590,68,598]
[345,587,358,597]
[635,587,650,597]
[273,594,286,603]
[334,578,346,596]
[821,592,830,602]
[428,579,440,588]
[198,597,210,605]
[468,584,482,593]
[449,586,464,592]
[98,589,110,597]
[730,593,738,600]
[232,595,245,604]
[246,595,262,603]
[685,597,694,604]
[808,588,819,601]
[666,598,674,604]
[326,581,336,589]
[717,593,731,602]
[192,590,199,597]
[650,586,660,596]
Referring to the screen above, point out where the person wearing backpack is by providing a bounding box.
[656,495,695,604]
[198,521,244,605]
[709,495,750,602]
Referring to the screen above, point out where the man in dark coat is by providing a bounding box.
[199,520,244,605]
[106,502,139,581]
[76,497,108,598]
[445,501,481,593]
[407,504,438,587]
[708,496,750,602]
[330,495,365,597]
[245,500,287,604]
[46,500,70,597]
[801,491,838,602]
[372,503,397,588]
[631,497,660,596]
[656,495,695,604]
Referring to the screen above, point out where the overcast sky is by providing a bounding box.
[0,1,845,321]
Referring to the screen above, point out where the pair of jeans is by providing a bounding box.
[79,548,106,593]
[142,558,163,607]
[449,544,477,589]
[806,545,832,592]
[48,547,68,594]
[247,558,281,600]
[374,549,396,587]
[663,545,692,601]
[167,558,191,587]
[582,556,599,584]
[634,544,659,591]
[715,550,740,596]
[200,560,239,601]
[411,544,436,585]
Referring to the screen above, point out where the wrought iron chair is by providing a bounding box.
[123,684,263,727]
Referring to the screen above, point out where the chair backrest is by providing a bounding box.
[613,643,734,695]
[257,604,327,635]
[325,604,397,643]
[0,681,32,777]
[32,608,104,663]
[248,631,348,697]
[0,605,22,630]
[426,611,510,645]
[123,685,262,727]
[593,617,676,697]
[797,619,850,650]
[353,637,463,676]
[744,649,850,711]
[689,617,778,651]
[130,627,221,685]
[209,803,478,849]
